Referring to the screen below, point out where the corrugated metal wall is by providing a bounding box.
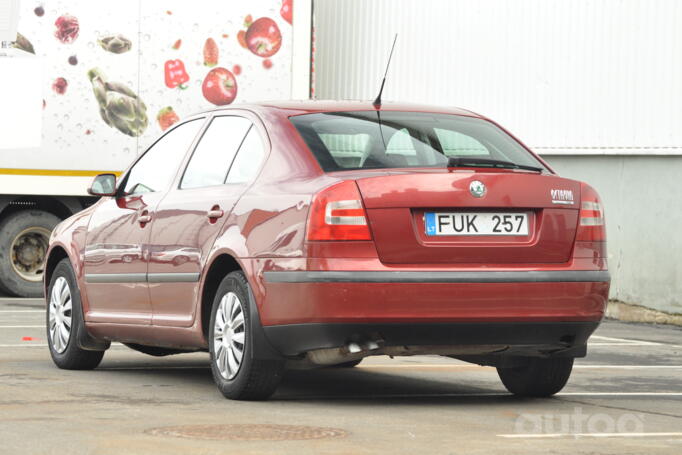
[314,0,682,155]
[313,0,682,314]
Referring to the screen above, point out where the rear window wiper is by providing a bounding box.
[447,157,543,173]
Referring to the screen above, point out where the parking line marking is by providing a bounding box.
[0,325,44,328]
[98,366,209,370]
[591,335,662,346]
[280,392,682,400]
[559,392,682,396]
[498,432,682,439]
[590,342,682,348]
[0,344,48,347]
[357,364,682,370]
[0,310,43,313]
[573,365,682,369]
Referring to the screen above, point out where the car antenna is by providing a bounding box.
[373,34,398,108]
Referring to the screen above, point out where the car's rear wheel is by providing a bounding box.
[47,258,105,370]
[497,357,573,397]
[209,271,284,400]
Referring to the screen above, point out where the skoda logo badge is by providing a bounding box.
[469,180,486,198]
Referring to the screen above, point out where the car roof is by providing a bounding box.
[198,100,485,119]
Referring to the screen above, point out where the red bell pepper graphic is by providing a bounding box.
[164,59,190,89]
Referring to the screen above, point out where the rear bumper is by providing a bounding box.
[263,321,600,357]
[259,270,610,326]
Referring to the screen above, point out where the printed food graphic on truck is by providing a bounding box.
[0,0,295,297]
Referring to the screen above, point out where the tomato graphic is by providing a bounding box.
[164,59,190,89]
[245,17,282,57]
[281,0,293,25]
[202,67,238,105]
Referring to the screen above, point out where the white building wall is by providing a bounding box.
[313,0,682,313]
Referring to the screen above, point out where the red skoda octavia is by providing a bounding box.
[44,101,609,400]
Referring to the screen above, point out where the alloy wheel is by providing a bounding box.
[49,277,72,353]
[213,292,246,380]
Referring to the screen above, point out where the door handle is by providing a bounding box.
[207,209,224,219]
[138,213,152,225]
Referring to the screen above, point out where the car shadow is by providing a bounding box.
[95,356,540,406]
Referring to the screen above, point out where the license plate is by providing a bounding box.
[425,212,529,236]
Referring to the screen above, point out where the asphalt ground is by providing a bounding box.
[0,296,680,454]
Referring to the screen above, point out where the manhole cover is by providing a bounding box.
[145,424,348,441]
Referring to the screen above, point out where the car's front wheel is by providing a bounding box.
[47,258,105,370]
[497,357,573,397]
[209,271,284,400]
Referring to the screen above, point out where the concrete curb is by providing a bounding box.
[606,300,682,327]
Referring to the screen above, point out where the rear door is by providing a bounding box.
[83,118,205,324]
[147,115,268,327]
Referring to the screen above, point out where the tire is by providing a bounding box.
[209,271,284,400]
[497,357,574,397]
[0,210,61,297]
[329,359,363,368]
[47,258,105,370]
[123,343,191,357]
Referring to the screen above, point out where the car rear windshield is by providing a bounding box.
[289,111,547,172]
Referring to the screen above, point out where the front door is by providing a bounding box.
[147,115,267,326]
[83,118,205,324]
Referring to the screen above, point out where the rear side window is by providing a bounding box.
[225,127,266,184]
[289,111,546,172]
[180,116,252,189]
[123,119,204,195]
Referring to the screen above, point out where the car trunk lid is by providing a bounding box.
[354,169,580,264]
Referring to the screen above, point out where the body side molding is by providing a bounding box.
[264,270,611,284]
[85,272,200,284]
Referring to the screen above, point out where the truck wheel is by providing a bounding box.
[0,210,60,297]
[497,357,573,397]
[209,271,284,400]
[47,258,105,370]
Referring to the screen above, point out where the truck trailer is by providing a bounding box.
[0,0,311,296]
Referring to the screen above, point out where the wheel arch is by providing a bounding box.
[199,252,282,360]
[44,246,110,351]
[44,244,70,296]
[200,253,244,340]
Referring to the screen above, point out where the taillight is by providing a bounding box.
[576,183,606,241]
[306,180,372,241]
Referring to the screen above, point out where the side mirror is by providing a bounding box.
[88,173,117,196]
